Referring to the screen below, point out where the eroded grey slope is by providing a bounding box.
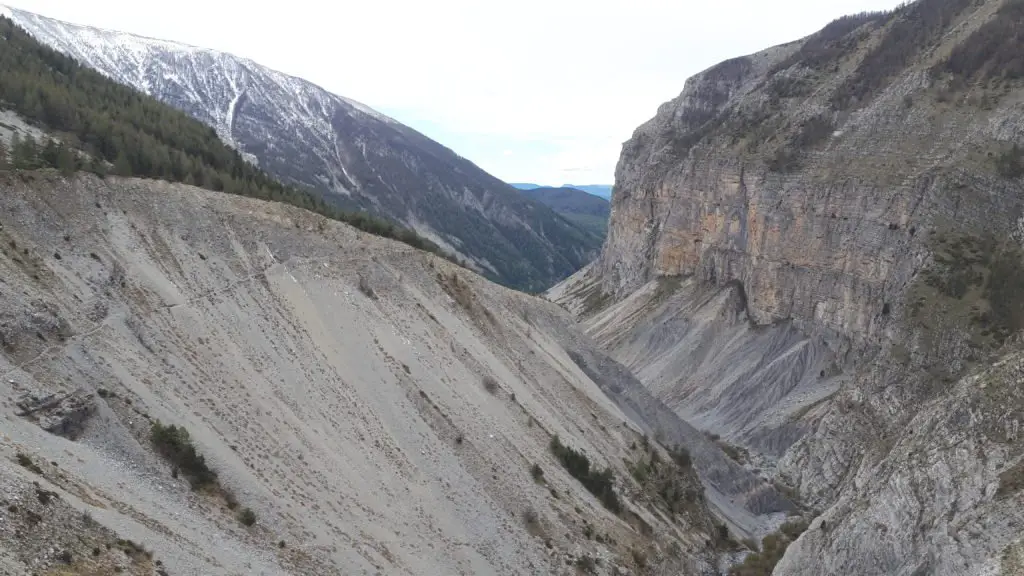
[0,172,716,575]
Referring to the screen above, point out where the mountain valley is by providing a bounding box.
[1,0,1023,574]
[520,187,611,239]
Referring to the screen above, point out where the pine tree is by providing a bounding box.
[13,133,39,169]
[87,155,107,177]
[9,133,21,169]
[40,137,59,168]
[56,144,76,176]
[113,151,132,177]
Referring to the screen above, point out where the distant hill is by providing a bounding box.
[563,184,612,200]
[510,182,613,200]
[521,187,610,239]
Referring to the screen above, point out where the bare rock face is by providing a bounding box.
[16,388,96,439]
[554,1,1024,574]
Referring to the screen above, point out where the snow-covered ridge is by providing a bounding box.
[1,4,396,126]
[1,4,603,290]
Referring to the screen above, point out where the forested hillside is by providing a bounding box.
[0,16,440,255]
[521,186,610,239]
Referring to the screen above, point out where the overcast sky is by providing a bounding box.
[9,0,904,185]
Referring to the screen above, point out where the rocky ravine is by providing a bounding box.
[551,0,1024,574]
[0,171,777,575]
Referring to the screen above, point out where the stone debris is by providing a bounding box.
[15,388,96,439]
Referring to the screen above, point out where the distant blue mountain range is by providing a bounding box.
[509,183,612,200]
[563,184,612,200]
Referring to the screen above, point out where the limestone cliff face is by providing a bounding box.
[557,0,1024,574]
[600,0,1024,345]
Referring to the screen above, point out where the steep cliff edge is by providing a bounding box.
[552,0,1024,573]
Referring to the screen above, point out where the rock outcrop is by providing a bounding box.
[552,0,1024,573]
[15,388,96,439]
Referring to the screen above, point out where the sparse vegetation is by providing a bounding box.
[729,519,809,576]
[439,271,496,325]
[767,146,800,173]
[16,452,43,475]
[357,276,377,299]
[793,115,834,150]
[716,440,749,465]
[910,232,1024,347]
[772,11,889,73]
[530,463,545,483]
[835,0,974,109]
[631,547,648,569]
[549,435,622,514]
[997,459,1024,497]
[995,144,1024,180]
[150,421,217,489]
[943,0,1024,83]
[36,486,55,505]
[575,554,597,573]
[238,507,257,527]
[630,441,702,518]
[482,375,499,394]
[764,75,814,100]
[667,444,692,469]
[522,507,545,538]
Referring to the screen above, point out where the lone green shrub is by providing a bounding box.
[668,444,692,468]
[530,463,545,482]
[16,452,43,475]
[575,554,597,573]
[729,519,808,575]
[150,421,217,489]
[549,435,622,514]
[238,507,257,526]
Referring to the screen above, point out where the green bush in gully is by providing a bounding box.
[549,435,622,514]
[150,421,217,490]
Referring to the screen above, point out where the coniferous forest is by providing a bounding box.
[0,16,441,255]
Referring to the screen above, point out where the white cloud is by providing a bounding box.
[7,0,906,184]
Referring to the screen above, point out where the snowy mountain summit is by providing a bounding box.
[1,5,601,290]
